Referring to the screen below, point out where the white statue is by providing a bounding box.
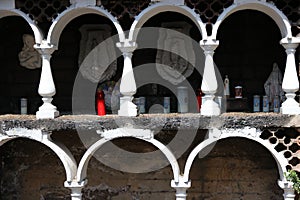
[264,63,284,109]
[156,22,195,85]
[18,34,41,69]
[78,24,117,83]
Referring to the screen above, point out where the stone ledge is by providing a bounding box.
[0,113,297,133]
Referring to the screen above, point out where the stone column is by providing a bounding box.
[200,39,220,116]
[65,181,87,200]
[35,43,59,119]
[116,40,138,116]
[280,37,300,114]
[278,180,296,200]
[171,178,191,200]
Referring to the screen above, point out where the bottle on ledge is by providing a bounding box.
[224,75,230,98]
[96,88,106,116]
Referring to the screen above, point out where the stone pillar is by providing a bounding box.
[200,39,220,116]
[278,180,296,200]
[64,180,87,200]
[280,37,300,114]
[171,178,191,200]
[116,40,138,116]
[35,43,59,119]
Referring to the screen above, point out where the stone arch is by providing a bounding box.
[183,129,289,183]
[47,6,125,47]
[0,131,77,182]
[211,0,292,39]
[128,3,207,42]
[76,130,180,183]
[0,9,43,44]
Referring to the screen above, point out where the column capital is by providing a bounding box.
[200,38,219,52]
[116,40,137,54]
[34,41,57,55]
[278,180,296,200]
[280,37,300,50]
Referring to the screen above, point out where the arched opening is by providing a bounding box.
[132,11,204,113]
[0,16,42,114]
[81,137,176,199]
[214,10,286,111]
[0,138,69,199]
[188,138,282,199]
[51,14,123,114]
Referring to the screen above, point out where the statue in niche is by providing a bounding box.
[18,34,41,69]
[156,22,195,85]
[78,24,117,83]
[264,63,284,109]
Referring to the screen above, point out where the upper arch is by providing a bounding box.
[183,129,289,183]
[0,9,43,44]
[211,1,292,39]
[47,6,125,47]
[128,3,207,42]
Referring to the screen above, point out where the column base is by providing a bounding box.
[200,100,220,116]
[281,97,300,115]
[118,97,137,117]
[36,109,59,119]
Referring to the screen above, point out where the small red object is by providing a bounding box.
[96,90,106,116]
[197,89,202,112]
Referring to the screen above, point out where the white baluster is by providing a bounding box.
[200,39,220,116]
[116,40,138,116]
[35,42,59,119]
[280,37,300,114]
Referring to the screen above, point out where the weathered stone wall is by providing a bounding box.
[0,130,283,200]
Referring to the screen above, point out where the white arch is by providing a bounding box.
[128,3,207,42]
[0,9,43,44]
[0,131,77,182]
[77,135,180,183]
[47,6,125,47]
[183,129,289,183]
[211,0,292,39]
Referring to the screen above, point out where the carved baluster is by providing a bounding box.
[116,40,138,116]
[280,37,300,114]
[35,42,59,119]
[200,39,220,116]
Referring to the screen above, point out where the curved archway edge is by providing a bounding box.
[183,128,289,183]
[211,1,292,39]
[76,128,180,183]
[0,129,77,182]
[0,9,43,44]
[128,3,207,42]
[47,6,126,47]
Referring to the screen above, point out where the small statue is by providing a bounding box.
[264,63,284,110]
[18,34,41,69]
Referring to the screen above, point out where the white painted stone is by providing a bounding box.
[97,128,154,140]
[278,181,296,200]
[35,42,59,119]
[171,176,191,200]
[64,180,87,200]
[117,40,138,116]
[280,38,300,114]
[200,39,220,116]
